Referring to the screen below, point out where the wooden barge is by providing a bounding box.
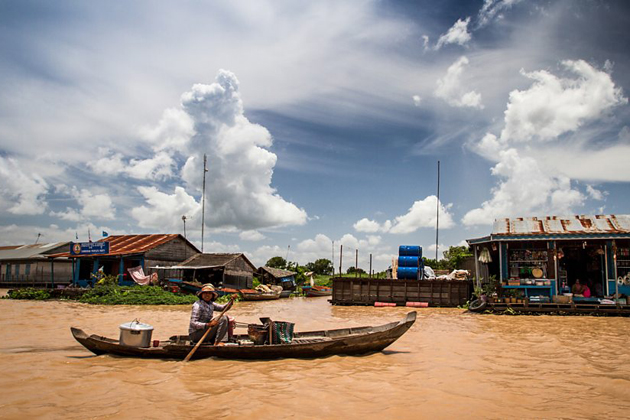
[330,277,472,307]
[470,301,630,316]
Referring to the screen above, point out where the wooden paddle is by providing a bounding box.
[183,297,234,362]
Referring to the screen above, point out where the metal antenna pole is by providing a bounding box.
[436,160,440,261]
[201,154,208,252]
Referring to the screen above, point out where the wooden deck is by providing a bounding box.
[330,277,472,307]
[474,302,630,316]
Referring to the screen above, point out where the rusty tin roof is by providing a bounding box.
[50,234,198,258]
[468,215,630,244]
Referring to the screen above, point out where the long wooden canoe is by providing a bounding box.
[71,312,416,360]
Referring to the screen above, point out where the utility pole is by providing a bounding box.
[332,240,335,276]
[339,245,343,277]
[436,160,440,261]
[201,154,208,252]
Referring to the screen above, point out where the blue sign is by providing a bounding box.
[70,242,110,255]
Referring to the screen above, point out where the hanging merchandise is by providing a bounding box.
[478,247,492,263]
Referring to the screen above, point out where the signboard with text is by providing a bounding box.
[70,242,110,256]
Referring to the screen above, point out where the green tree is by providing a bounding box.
[305,258,333,275]
[442,246,472,270]
[346,266,366,275]
[266,256,287,269]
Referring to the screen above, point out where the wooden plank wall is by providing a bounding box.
[331,278,472,307]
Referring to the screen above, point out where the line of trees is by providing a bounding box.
[264,245,472,282]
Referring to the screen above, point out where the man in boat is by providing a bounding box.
[189,284,234,346]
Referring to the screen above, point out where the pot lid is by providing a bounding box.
[119,321,154,331]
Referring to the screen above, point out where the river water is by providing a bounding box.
[1,291,630,419]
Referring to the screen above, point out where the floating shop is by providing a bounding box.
[49,234,199,287]
[467,214,630,314]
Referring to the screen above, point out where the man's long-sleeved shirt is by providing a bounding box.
[189,299,227,334]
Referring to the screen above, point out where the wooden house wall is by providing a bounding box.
[0,259,74,286]
[224,256,254,289]
[145,237,200,273]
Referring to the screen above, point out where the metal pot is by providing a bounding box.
[119,321,154,347]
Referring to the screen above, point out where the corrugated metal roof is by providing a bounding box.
[493,214,630,237]
[50,234,195,258]
[100,234,182,255]
[258,266,297,278]
[180,253,257,271]
[0,242,71,261]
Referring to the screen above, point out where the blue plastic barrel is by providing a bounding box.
[398,245,422,257]
[398,256,423,267]
[397,267,423,280]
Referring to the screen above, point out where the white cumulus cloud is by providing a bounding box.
[390,195,455,234]
[500,60,627,142]
[239,230,266,241]
[131,70,308,232]
[464,60,627,226]
[0,156,49,215]
[435,56,483,109]
[435,18,472,50]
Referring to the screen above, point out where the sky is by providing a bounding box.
[1,0,629,272]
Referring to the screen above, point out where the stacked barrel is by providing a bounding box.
[397,245,424,280]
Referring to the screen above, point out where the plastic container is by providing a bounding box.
[406,302,428,307]
[398,245,422,257]
[119,321,154,347]
[397,256,423,267]
[397,267,423,280]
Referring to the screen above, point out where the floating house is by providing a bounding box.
[257,266,297,294]
[0,243,73,287]
[154,253,256,290]
[467,214,630,299]
[50,234,199,287]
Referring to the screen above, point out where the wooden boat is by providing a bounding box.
[240,292,281,301]
[240,285,282,301]
[70,311,417,360]
[304,285,332,297]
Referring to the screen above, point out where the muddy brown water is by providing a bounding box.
[1,290,630,419]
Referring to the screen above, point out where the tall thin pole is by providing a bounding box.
[339,245,343,276]
[435,160,440,261]
[182,215,187,261]
[355,249,358,278]
[332,240,335,276]
[369,254,373,278]
[201,154,208,252]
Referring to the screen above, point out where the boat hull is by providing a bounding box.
[71,312,416,360]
